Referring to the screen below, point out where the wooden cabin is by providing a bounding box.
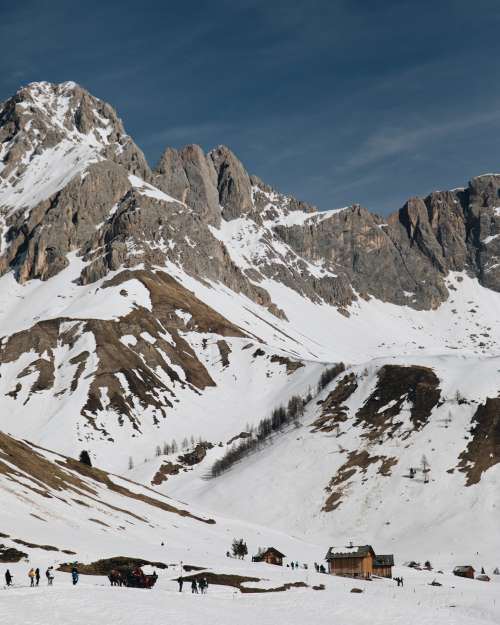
[325,545,376,579]
[253,547,286,566]
[373,554,394,578]
[453,565,475,579]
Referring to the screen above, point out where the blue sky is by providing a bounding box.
[2,0,500,214]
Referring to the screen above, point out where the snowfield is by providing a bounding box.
[2,564,499,625]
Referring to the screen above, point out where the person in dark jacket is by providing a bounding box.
[45,567,54,585]
[178,576,184,592]
[5,570,12,586]
[191,579,198,593]
[35,568,40,586]
[71,566,79,585]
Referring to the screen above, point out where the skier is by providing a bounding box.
[191,579,198,593]
[5,570,12,586]
[200,577,208,594]
[35,568,40,586]
[178,576,184,592]
[71,566,79,586]
[291,562,295,570]
[28,568,35,587]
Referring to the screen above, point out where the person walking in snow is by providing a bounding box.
[191,579,198,594]
[71,566,79,586]
[28,568,35,587]
[178,576,184,592]
[5,570,12,586]
[46,567,54,585]
[35,568,40,586]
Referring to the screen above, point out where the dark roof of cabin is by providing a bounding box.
[453,565,475,572]
[257,547,286,558]
[374,554,394,567]
[325,545,375,560]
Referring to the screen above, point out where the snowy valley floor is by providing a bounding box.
[1,565,499,625]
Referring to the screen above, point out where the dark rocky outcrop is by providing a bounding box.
[457,397,500,485]
[355,365,441,440]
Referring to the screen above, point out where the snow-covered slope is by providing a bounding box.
[0,81,499,586]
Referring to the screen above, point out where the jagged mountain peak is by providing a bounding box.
[0,80,149,198]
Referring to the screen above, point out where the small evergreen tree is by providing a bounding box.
[79,450,92,467]
[155,445,162,457]
[128,456,134,470]
[182,437,189,450]
[231,538,248,559]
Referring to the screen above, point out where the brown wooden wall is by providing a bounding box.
[374,565,392,578]
[264,553,283,566]
[328,555,373,578]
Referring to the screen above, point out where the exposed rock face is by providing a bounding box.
[2,81,500,312]
[209,145,253,220]
[155,144,220,226]
[457,397,500,485]
[355,365,441,438]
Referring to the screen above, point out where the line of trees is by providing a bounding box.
[128,434,207,471]
[317,364,345,394]
[209,394,306,478]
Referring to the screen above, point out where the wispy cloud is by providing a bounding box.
[344,109,500,171]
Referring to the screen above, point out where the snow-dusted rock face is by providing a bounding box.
[0,81,500,563]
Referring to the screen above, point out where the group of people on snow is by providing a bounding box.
[177,576,208,594]
[4,566,55,588]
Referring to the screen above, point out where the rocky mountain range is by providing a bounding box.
[0,81,499,562]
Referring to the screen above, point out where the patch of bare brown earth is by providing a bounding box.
[311,370,356,433]
[457,397,500,485]
[323,450,398,512]
[58,556,168,575]
[355,365,441,440]
[182,571,308,593]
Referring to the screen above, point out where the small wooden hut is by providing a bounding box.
[453,565,475,579]
[373,554,394,578]
[325,545,376,579]
[253,547,286,566]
